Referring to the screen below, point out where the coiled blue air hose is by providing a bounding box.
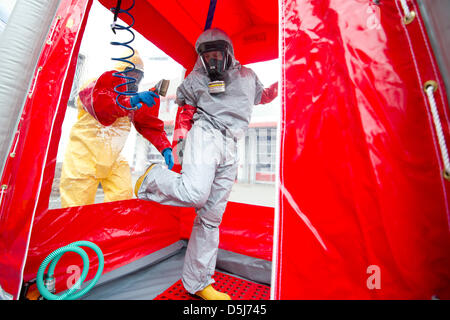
[36,241,104,300]
[110,0,141,111]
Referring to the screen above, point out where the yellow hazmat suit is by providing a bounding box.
[59,53,144,207]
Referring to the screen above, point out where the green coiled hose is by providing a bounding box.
[36,241,104,300]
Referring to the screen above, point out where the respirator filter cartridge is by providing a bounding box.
[208,80,226,94]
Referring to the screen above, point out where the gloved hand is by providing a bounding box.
[162,148,174,170]
[130,90,159,108]
[268,81,278,98]
[259,81,278,104]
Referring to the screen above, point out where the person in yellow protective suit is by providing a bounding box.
[60,50,172,207]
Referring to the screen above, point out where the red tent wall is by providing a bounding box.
[179,203,274,262]
[98,0,279,68]
[274,0,450,299]
[0,0,94,299]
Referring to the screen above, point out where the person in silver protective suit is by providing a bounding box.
[135,28,278,300]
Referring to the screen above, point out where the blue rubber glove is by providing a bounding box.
[162,148,174,170]
[130,91,159,108]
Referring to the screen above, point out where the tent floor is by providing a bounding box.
[81,246,270,300]
[154,272,270,300]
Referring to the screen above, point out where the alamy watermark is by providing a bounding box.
[366,265,381,290]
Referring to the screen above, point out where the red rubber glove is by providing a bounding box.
[259,81,278,105]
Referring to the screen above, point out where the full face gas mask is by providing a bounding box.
[197,40,231,94]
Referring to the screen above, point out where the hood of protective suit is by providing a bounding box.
[193,28,240,73]
[115,49,144,73]
[176,28,264,140]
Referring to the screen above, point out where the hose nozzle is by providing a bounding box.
[155,79,170,97]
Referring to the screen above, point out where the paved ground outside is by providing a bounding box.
[229,183,276,207]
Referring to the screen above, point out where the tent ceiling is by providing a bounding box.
[98,0,278,70]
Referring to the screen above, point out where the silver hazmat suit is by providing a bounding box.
[137,28,265,294]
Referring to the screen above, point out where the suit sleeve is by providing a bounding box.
[80,70,133,126]
[129,95,172,153]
